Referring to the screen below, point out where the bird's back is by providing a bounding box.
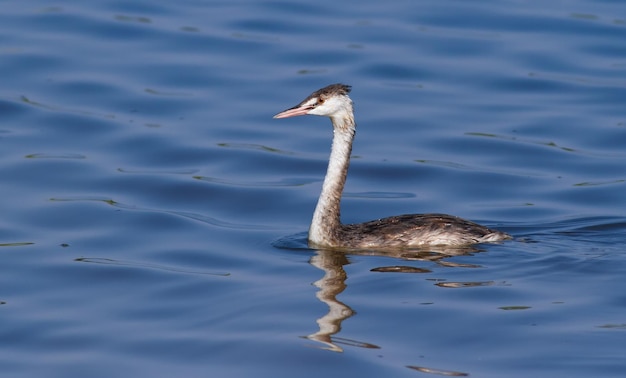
[337,213,511,248]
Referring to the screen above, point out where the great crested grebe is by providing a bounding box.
[274,83,510,249]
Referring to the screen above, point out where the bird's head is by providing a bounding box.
[273,84,353,120]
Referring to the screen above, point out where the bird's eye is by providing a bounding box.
[317,98,325,105]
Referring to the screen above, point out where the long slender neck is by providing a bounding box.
[309,111,355,246]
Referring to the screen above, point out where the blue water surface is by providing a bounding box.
[1,1,625,377]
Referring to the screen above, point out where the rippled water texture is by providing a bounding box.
[1,1,625,377]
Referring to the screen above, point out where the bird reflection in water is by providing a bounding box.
[304,244,485,352]
[305,250,376,352]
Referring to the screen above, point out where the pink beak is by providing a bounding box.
[273,104,313,119]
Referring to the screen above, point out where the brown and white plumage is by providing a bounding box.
[274,84,510,249]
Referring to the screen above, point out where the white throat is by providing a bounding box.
[308,111,355,246]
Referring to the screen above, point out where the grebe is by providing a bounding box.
[274,83,510,249]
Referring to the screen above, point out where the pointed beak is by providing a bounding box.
[273,104,313,119]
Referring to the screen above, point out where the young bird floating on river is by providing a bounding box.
[274,84,510,249]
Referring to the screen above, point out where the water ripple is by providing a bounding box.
[50,196,276,230]
[75,257,230,277]
[193,175,315,187]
